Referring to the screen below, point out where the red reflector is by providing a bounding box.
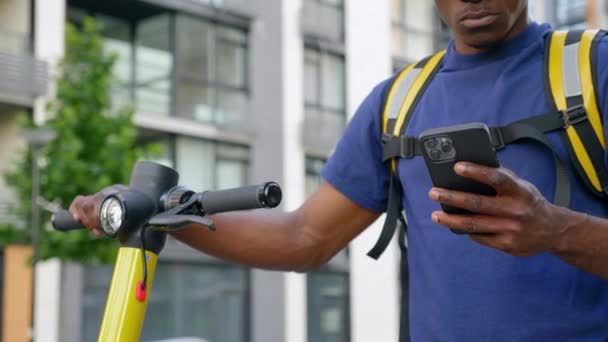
[135,280,147,302]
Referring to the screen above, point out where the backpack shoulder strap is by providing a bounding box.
[545,29,608,198]
[381,50,447,171]
[368,50,446,260]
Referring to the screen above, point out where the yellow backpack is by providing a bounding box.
[368,29,608,259]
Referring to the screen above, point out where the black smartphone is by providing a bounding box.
[419,123,500,233]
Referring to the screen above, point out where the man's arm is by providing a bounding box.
[69,182,380,272]
[427,162,608,280]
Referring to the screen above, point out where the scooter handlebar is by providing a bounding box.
[199,182,282,215]
[51,210,84,231]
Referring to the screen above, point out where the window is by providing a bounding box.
[307,272,350,342]
[304,157,350,342]
[82,263,249,342]
[68,6,249,127]
[391,0,450,63]
[142,263,248,342]
[304,47,346,145]
[193,0,225,7]
[303,0,345,42]
[305,157,325,196]
[555,0,587,29]
[138,129,174,167]
[176,136,249,191]
[67,8,134,110]
[96,14,133,110]
[136,14,173,116]
[175,16,249,126]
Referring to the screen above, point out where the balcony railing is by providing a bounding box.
[0,29,48,105]
[301,1,344,43]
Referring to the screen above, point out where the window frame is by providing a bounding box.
[80,257,252,342]
[390,0,451,65]
[67,3,251,127]
[306,269,351,342]
[173,12,250,125]
[302,0,346,43]
[303,45,346,120]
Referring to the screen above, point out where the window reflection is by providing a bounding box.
[82,263,249,342]
[176,136,249,192]
[136,15,172,116]
[175,15,248,126]
[391,0,450,62]
[307,272,350,342]
[68,8,249,126]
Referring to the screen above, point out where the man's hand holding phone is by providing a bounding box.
[428,162,584,257]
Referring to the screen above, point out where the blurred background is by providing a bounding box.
[0,0,605,341]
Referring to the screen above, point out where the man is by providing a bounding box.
[70,0,608,340]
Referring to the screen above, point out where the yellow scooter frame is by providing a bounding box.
[97,247,158,341]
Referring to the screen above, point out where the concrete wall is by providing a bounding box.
[34,0,65,124]
[346,2,400,342]
[248,1,289,342]
[32,1,65,341]
[280,1,307,341]
[0,0,30,34]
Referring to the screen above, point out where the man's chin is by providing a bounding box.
[462,32,504,51]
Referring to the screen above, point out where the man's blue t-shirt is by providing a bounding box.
[322,23,608,340]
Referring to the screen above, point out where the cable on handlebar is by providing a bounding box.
[140,227,148,291]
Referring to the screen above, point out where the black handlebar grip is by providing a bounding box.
[51,210,84,231]
[200,182,282,215]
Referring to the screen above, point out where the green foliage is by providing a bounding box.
[1,17,153,264]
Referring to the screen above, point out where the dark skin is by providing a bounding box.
[69,0,608,279]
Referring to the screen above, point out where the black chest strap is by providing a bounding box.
[381,107,580,207]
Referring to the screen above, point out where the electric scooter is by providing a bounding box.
[51,161,282,341]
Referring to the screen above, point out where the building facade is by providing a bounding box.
[0,0,606,341]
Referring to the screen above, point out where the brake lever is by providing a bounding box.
[147,214,215,231]
[147,194,216,231]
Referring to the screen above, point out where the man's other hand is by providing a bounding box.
[68,184,128,237]
[427,162,575,257]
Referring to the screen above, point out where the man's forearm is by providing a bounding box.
[169,210,324,272]
[553,209,608,280]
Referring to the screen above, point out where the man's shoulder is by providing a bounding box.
[357,75,398,115]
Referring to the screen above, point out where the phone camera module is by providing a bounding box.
[440,141,453,153]
[429,149,442,161]
[425,139,438,149]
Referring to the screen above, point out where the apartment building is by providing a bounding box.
[0,0,606,341]
[0,0,397,341]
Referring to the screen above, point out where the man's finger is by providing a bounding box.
[429,188,509,215]
[469,233,535,257]
[454,162,518,194]
[431,211,517,234]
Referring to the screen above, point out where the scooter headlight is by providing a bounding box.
[100,196,125,237]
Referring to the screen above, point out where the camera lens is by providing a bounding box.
[425,139,438,149]
[429,149,442,160]
[441,141,453,153]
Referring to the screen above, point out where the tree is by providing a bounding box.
[0,17,156,263]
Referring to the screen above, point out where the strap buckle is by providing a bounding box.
[400,136,417,159]
[381,133,393,145]
[490,128,505,150]
[562,105,587,127]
